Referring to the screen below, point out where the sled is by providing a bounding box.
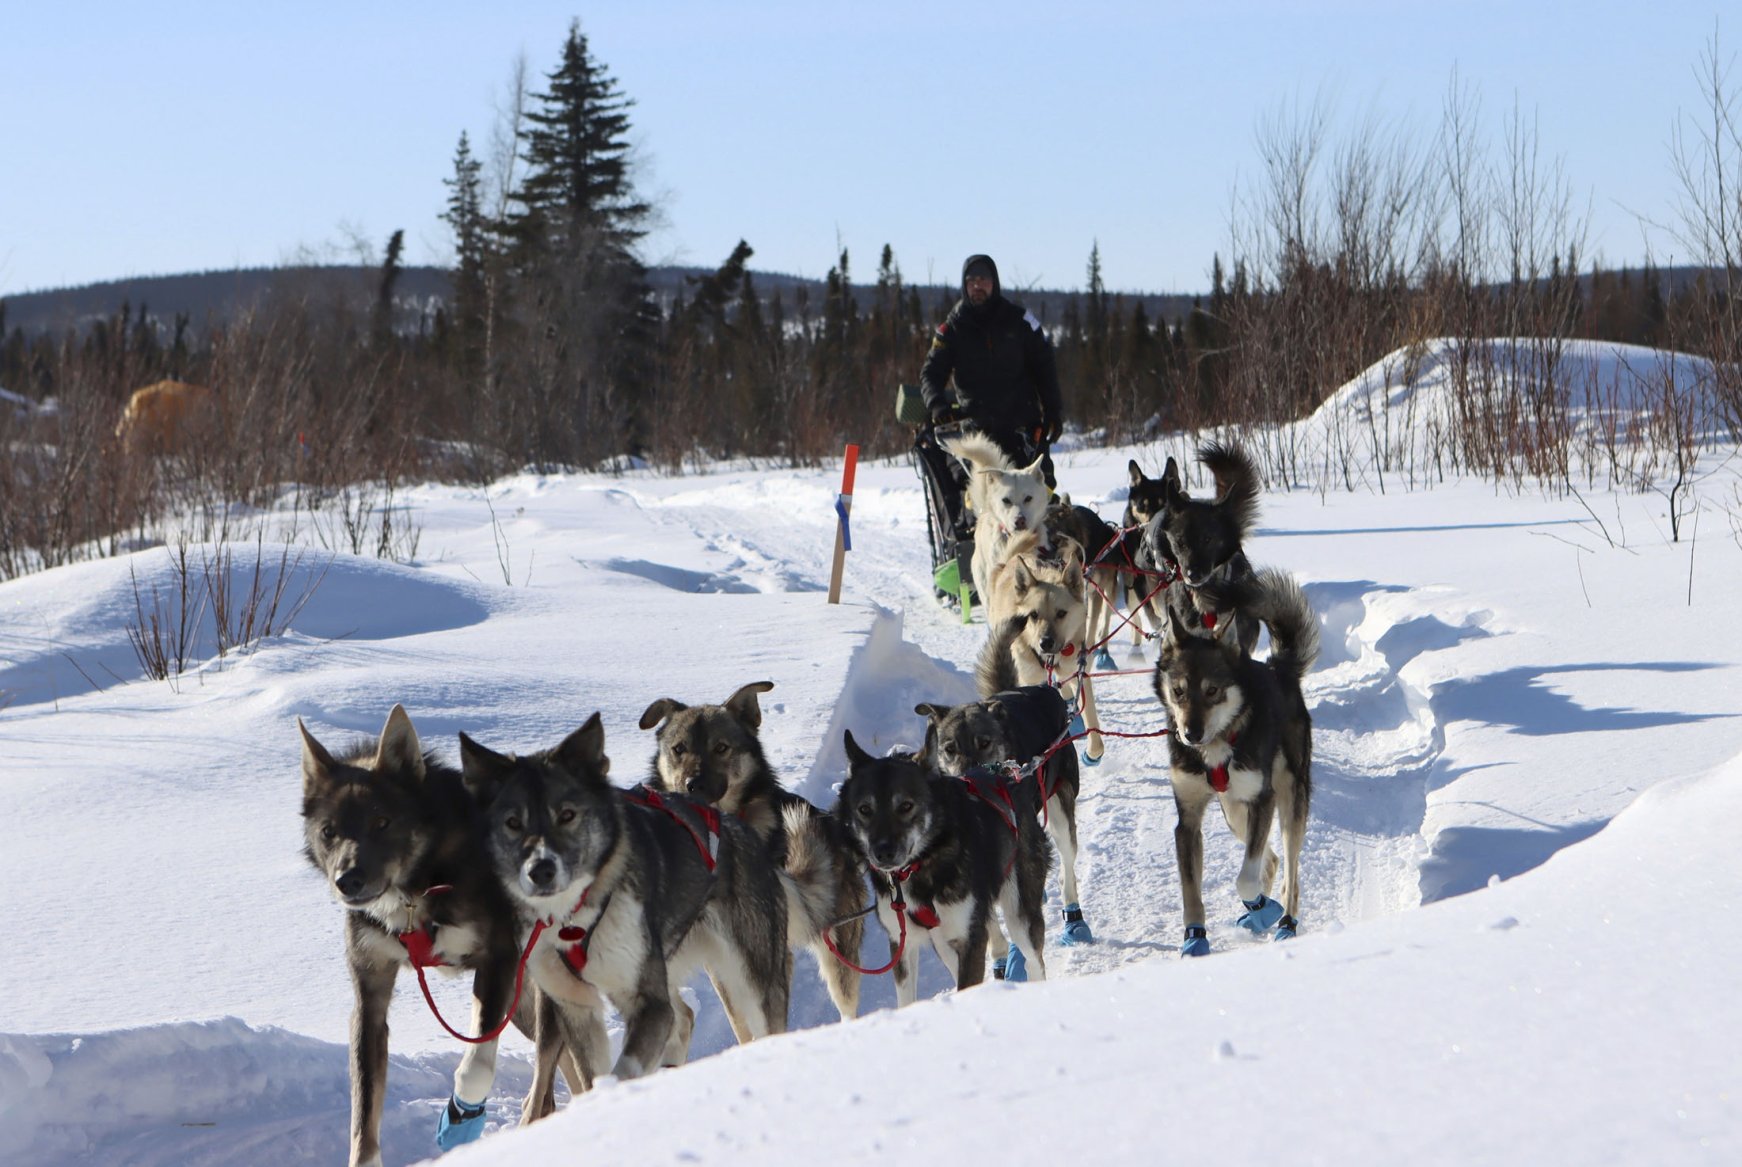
[906,412,979,621]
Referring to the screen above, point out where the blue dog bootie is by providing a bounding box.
[1003,942,1029,982]
[1237,894,1285,934]
[1180,924,1210,957]
[1060,902,1094,946]
[1275,914,1298,941]
[992,955,1008,980]
[436,1094,487,1151]
[1093,647,1117,672]
[1067,709,1086,738]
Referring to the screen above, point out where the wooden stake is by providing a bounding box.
[827,443,859,604]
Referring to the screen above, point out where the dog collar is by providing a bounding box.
[395,884,455,969]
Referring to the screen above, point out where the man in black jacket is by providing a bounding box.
[919,253,1064,488]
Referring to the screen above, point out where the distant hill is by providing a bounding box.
[0,265,1206,339]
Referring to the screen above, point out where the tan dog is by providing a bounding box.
[975,530,1104,762]
[639,681,864,1022]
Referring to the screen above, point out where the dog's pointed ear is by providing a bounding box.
[1012,557,1035,594]
[1020,453,1047,478]
[1161,456,1184,510]
[458,732,512,801]
[554,713,609,778]
[638,697,686,732]
[914,702,948,727]
[724,681,775,730]
[843,729,874,770]
[298,717,337,794]
[1127,459,1145,488]
[374,705,425,780]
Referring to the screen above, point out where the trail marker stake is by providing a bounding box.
[828,443,859,604]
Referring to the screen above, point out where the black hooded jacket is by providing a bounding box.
[918,254,1063,439]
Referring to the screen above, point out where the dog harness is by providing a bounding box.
[625,785,722,871]
[1206,732,1240,793]
[551,886,613,977]
[892,861,942,930]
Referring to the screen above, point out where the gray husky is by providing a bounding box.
[639,680,865,1021]
[1139,441,1262,656]
[299,705,526,1167]
[836,731,1049,1005]
[460,714,790,1119]
[915,685,1093,956]
[1153,568,1317,956]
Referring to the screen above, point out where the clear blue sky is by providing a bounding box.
[0,2,1729,299]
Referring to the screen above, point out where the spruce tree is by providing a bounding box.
[505,19,656,465]
[441,132,489,371]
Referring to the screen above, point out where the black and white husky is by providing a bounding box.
[1139,442,1263,656]
[916,684,1092,971]
[460,714,790,1119]
[639,680,866,1021]
[299,705,526,1166]
[835,731,1049,1005]
[1153,568,1317,956]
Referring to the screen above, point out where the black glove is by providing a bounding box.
[1042,416,1062,444]
[930,403,960,425]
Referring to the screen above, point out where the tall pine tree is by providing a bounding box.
[441,132,489,374]
[505,19,657,465]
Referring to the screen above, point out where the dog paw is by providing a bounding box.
[1237,895,1285,934]
[1274,914,1298,941]
[1092,648,1117,672]
[1081,750,1102,767]
[1180,925,1210,957]
[1061,904,1094,945]
[435,1094,487,1151]
[1066,710,1086,738]
[1003,943,1029,982]
[992,956,1007,981]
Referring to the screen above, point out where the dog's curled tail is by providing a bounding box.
[975,618,1023,698]
[940,429,1014,472]
[1198,440,1262,534]
[1252,567,1319,680]
[779,803,838,947]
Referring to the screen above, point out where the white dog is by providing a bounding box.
[940,431,1051,609]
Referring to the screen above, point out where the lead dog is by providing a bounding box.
[299,705,526,1166]
[1153,568,1317,956]
[835,731,1049,1005]
[917,684,1093,972]
[461,715,790,1118]
[638,680,865,1021]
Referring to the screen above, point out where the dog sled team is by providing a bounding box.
[297,254,1321,1166]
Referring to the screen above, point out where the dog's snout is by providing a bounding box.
[526,857,557,891]
[871,839,902,867]
[1013,515,1028,531]
[1037,632,1057,655]
[334,868,365,897]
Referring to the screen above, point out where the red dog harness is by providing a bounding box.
[625,786,722,871]
[1206,732,1240,793]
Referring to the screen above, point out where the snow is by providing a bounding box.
[3,348,1741,1165]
